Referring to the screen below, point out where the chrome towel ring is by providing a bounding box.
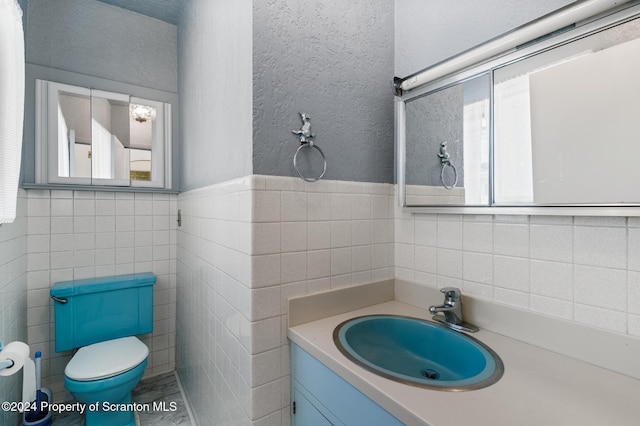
[294,142,327,182]
[437,141,458,189]
[292,112,327,182]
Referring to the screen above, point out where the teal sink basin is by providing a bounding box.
[334,315,504,391]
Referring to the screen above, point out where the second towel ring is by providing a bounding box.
[440,162,458,189]
[293,142,327,182]
[437,141,458,189]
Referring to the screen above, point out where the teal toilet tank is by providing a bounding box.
[50,272,156,352]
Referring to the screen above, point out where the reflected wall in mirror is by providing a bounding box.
[494,17,640,205]
[37,79,170,189]
[57,91,91,179]
[404,74,490,206]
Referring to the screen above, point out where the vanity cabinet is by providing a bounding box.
[291,343,403,426]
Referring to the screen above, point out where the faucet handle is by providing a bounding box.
[440,287,461,302]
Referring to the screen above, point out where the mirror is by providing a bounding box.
[398,6,640,209]
[493,16,640,205]
[403,74,490,206]
[38,80,169,189]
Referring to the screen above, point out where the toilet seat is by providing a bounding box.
[65,336,149,381]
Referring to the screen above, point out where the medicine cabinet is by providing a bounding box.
[396,2,640,214]
[34,79,172,190]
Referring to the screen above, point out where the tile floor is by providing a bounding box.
[52,372,192,425]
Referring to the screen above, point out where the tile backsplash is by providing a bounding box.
[395,204,640,337]
[24,189,178,402]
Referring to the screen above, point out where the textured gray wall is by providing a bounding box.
[26,0,177,93]
[395,0,576,77]
[177,0,253,191]
[253,0,395,184]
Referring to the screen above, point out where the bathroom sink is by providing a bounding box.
[334,315,503,391]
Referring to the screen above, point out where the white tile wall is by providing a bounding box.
[24,189,178,403]
[176,175,394,425]
[395,198,640,337]
[0,190,27,426]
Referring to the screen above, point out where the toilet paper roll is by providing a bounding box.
[0,341,36,407]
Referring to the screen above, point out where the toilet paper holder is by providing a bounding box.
[0,340,16,371]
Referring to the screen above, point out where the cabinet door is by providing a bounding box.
[293,387,334,426]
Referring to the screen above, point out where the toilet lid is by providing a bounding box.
[65,336,149,381]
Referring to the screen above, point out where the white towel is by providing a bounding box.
[0,0,25,224]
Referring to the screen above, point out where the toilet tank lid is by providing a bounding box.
[50,272,156,298]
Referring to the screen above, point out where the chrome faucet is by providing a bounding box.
[429,287,478,332]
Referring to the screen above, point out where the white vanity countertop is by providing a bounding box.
[288,300,640,426]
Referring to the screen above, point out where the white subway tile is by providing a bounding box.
[27,217,50,235]
[281,222,307,253]
[351,195,371,220]
[437,248,462,279]
[371,244,391,269]
[574,304,626,333]
[307,250,330,280]
[395,243,414,270]
[331,247,352,276]
[330,194,351,220]
[494,255,529,292]
[73,199,95,216]
[371,220,391,244]
[50,199,73,217]
[494,287,529,309]
[73,216,95,234]
[28,198,50,217]
[629,314,640,337]
[463,252,493,284]
[414,245,437,274]
[281,192,307,222]
[629,271,640,315]
[116,199,135,216]
[437,218,462,250]
[307,221,331,250]
[574,226,626,269]
[351,246,371,273]
[253,191,281,223]
[414,217,437,247]
[252,223,281,255]
[494,223,529,258]
[50,217,73,234]
[530,224,572,262]
[574,265,626,310]
[371,195,389,219]
[307,193,331,221]
[307,277,331,294]
[395,219,414,244]
[530,260,573,301]
[463,221,492,253]
[281,252,307,284]
[251,255,281,288]
[530,294,573,320]
[330,221,351,248]
[351,220,371,246]
[462,281,493,300]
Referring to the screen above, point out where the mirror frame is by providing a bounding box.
[35,79,172,190]
[396,2,640,215]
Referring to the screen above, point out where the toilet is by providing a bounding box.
[50,272,156,426]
